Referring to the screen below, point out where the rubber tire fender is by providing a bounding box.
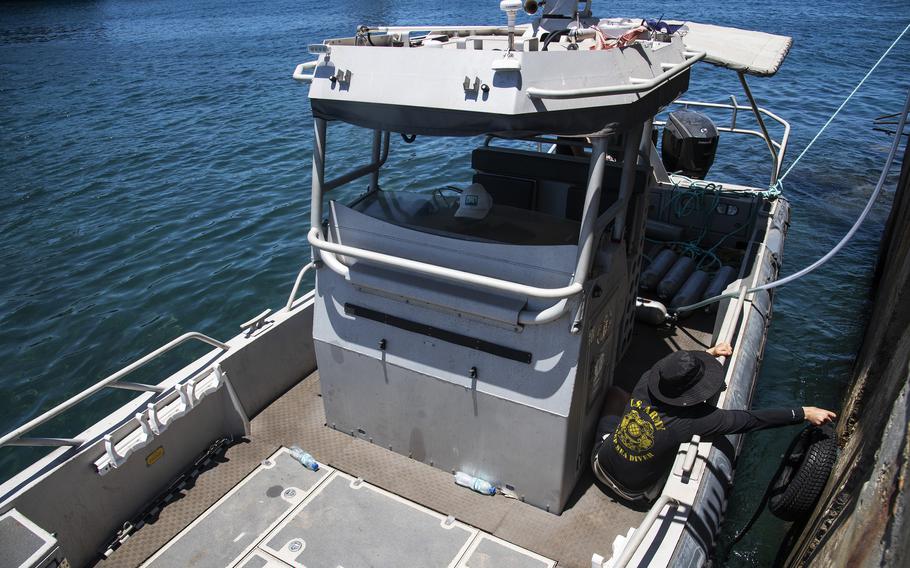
[768,424,837,521]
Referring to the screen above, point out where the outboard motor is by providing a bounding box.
[661,110,719,179]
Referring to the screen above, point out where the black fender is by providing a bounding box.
[769,424,838,521]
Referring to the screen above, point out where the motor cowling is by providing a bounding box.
[661,110,719,179]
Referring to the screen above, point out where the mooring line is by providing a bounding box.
[780,21,910,182]
[674,86,910,314]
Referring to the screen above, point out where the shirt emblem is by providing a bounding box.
[613,399,667,462]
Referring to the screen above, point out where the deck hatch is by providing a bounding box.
[344,303,533,363]
[262,471,475,567]
[141,448,331,568]
[0,509,58,568]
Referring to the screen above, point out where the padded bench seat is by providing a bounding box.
[471,147,649,221]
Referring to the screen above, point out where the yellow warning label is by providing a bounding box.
[146,446,164,466]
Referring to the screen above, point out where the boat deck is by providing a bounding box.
[97,314,715,568]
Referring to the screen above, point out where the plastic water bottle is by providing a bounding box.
[289,446,319,471]
[454,471,496,495]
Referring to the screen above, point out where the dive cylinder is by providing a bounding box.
[703,266,737,303]
[657,256,695,300]
[671,270,710,310]
[640,249,677,291]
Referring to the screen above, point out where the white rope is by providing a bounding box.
[780,21,910,182]
[753,87,910,292]
[675,86,910,314]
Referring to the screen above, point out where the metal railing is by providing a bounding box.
[0,332,229,448]
[361,25,522,35]
[286,262,316,311]
[305,118,651,325]
[655,94,791,186]
[292,60,319,83]
[308,227,584,299]
[612,495,682,568]
[526,51,706,100]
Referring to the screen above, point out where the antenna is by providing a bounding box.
[500,0,522,51]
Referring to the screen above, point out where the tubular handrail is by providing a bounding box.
[613,494,681,568]
[3,437,83,448]
[292,60,319,83]
[0,332,229,448]
[655,97,791,184]
[286,262,316,311]
[308,122,643,325]
[737,72,779,183]
[362,25,524,35]
[309,227,584,300]
[108,381,167,394]
[526,51,706,100]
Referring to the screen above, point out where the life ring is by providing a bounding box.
[768,424,837,521]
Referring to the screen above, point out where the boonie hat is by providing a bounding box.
[647,351,725,406]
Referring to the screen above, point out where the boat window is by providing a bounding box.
[351,190,580,246]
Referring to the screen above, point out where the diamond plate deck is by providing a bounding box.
[134,449,554,568]
[99,317,713,568]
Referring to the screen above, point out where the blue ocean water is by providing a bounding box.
[1,1,908,565]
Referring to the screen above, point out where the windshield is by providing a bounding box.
[352,190,581,247]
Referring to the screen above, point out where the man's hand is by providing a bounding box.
[803,407,837,426]
[706,342,733,357]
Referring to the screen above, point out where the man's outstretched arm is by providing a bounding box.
[702,405,837,436]
[698,341,837,431]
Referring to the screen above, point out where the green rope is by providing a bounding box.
[763,179,783,200]
[652,176,748,272]
[648,174,772,272]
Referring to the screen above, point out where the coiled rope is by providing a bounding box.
[653,177,775,272]
[651,179,725,270]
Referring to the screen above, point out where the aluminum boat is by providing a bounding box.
[0,2,794,566]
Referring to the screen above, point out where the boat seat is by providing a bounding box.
[471,147,648,222]
[472,173,537,210]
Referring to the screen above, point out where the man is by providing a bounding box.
[592,343,837,502]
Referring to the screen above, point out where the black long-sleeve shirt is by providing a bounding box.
[597,365,804,492]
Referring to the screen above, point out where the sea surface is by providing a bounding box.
[1,1,908,565]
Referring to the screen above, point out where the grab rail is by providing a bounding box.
[526,51,705,100]
[305,124,646,325]
[286,262,316,311]
[655,94,791,186]
[612,495,681,568]
[363,25,521,34]
[308,227,584,300]
[0,332,229,448]
[325,131,391,192]
[292,60,320,83]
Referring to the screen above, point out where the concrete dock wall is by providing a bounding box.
[783,137,910,566]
